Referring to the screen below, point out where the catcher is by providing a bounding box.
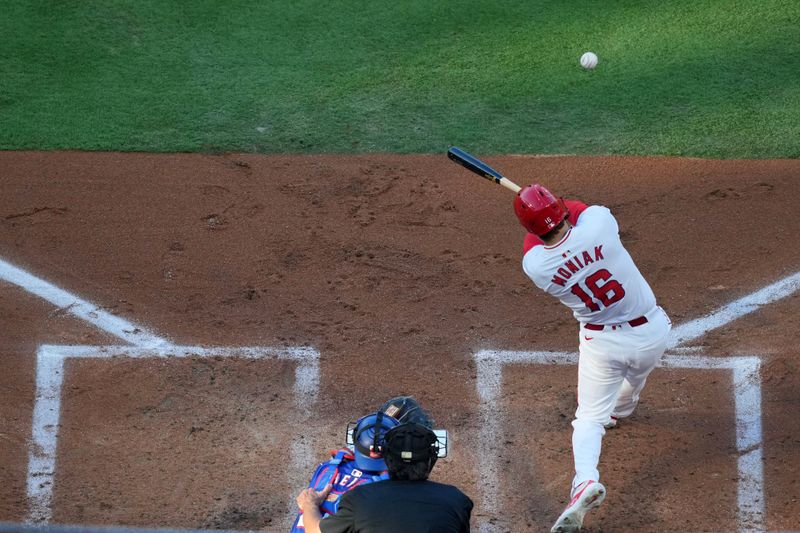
[296,415,472,533]
[290,396,434,532]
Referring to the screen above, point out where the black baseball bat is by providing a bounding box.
[447,146,522,193]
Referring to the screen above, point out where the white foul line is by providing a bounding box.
[1,256,320,528]
[668,271,800,349]
[0,258,172,349]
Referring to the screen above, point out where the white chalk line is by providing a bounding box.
[475,351,763,533]
[0,256,319,528]
[474,270,800,533]
[7,258,798,530]
[0,258,172,349]
[27,344,320,526]
[668,271,800,349]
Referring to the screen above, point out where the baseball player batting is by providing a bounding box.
[514,185,672,532]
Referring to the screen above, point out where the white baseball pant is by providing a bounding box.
[571,306,672,489]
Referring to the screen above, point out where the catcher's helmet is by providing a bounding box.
[514,184,569,237]
[351,411,400,472]
[378,396,433,428]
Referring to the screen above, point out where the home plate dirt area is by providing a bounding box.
[0,151,799,532]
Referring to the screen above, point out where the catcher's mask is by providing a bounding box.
[514,184,568,237]
[349,411,400,472]
[384,422,440,469]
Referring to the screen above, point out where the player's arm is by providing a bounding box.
[564,199,588,221]
[603,206,620,235]
[318,490,358,533]
[296,484,332,533]
[292,460,337,531]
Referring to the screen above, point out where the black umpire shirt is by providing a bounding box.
[319,478,473,533]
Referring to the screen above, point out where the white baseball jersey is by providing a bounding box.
[522,205,656,324]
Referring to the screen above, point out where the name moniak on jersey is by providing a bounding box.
[551,246,604,287]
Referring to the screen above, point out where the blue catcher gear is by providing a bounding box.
[290,448,388,532]
[351,410,400,471]
[291,397,434,531]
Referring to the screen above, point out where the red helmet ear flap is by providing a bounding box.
[513,184,568,236]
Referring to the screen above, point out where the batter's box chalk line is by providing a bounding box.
[473,270,800,533]
[0,258,319,528]
[3,256,799,532]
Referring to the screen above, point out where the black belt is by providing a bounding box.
[584,316,648,331]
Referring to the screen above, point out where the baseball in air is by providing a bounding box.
[580,51,598,69]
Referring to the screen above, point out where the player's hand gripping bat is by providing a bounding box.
[447,146,522,194]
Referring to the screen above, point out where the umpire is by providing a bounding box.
[296,421,473,533]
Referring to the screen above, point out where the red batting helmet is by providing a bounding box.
[514,184,568,236]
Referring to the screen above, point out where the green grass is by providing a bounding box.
[1,0,799,157]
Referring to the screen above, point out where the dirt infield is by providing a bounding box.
[0,151,798,532]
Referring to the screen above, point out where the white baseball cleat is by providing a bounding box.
[550,480,606,533]
[603,416,618,429]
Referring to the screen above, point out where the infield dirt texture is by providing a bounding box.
[2,1,800,532]
[1,151,799,532]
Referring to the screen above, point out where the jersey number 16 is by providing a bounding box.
[570,268,625,312]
